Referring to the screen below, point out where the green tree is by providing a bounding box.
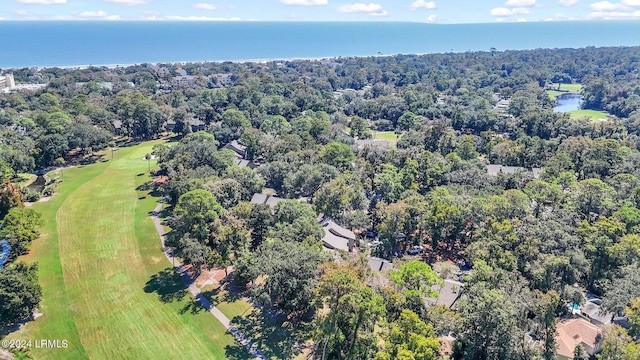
[625,298,640,339]
[390,261,443,299]
[0,207,43,258]
[573,344,589,360]
[268,200,324,243]
[321,142,355,169]
[252,240,325,316]
[375,309,440,360]
[0,262,42,327]
[575,178,615,218]
[170,189,222,243]
[535,290,560,360]
[598,325,632,360]
[316,265,385,360]
[349,116,371,139]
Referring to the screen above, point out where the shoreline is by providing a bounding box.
[2,53,406,71]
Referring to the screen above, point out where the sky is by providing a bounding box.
[1,0,640,23]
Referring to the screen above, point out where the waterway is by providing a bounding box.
[554,93,583,113]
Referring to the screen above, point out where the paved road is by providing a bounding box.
[150,202,266,360]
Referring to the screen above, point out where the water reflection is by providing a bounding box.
[554,93,583,113]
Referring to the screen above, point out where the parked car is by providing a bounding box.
[407,245,423,255]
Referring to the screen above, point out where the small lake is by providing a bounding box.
[554,93,583,113]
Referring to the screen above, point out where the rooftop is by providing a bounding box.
[555,317,603,359]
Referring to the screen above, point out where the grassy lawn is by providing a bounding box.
[568,109,610,121]
[13,173,37,188]
[199,285,253,321]
[548,83,583,100]
[6,141,237,359]
[373,131,398,142]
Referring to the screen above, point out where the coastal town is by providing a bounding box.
[1,43,639,360]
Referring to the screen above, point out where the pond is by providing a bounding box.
[26,175,46,193]
[554,93,583,113]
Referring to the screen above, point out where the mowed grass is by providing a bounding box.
[548,83,583,100]
[568,109,610,121]
[374,131,398,142]
[7,141,237,359]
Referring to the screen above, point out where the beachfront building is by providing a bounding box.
[0,74,16,90]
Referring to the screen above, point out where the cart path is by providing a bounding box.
[150,202,266,360]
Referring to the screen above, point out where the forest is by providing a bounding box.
[1,45,640,359]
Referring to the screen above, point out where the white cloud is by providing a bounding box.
[505,0,536,6]
[589,1,627,11]
[339,3,382,13]
[15,10,28,16]
[103,0,150,5]
[410,0,437,10]
[193,3,235,10]
[164,15,242,21]
[622,0,640,5]
[516,17,527,21]
[559,0,578,6]
[279,0,328,5]
[16,0,66,4]
[490,7,530,16]
[543,13,574,20]
[587,9,640,18]
[369,10,388,16]
[426,14,437,22]
[79,10,108,17]
[194,3,217,10]
[338,3,388,16]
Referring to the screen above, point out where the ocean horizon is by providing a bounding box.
[1,21,640,69]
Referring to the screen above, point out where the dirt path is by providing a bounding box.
[150,202,266,360]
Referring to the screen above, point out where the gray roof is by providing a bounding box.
[322,229,351,252]
[223,140,247,158]
[356,139,391,149]
[368,257,393,272]
[581,300,613,325]
[320,217,356,252]
[427,279,463,309]
[250,193,284,207]
[487,164,543,179]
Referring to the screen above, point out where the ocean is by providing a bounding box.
[1,21,640,69]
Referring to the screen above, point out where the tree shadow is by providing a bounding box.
[136,181,153,191]
[228,308,306,359]
[179,297,207,315]
[143,268,188,303]
[224,344,254,360]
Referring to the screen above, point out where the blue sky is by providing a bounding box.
[1,0,640,23]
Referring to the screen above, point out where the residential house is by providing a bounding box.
[356,139,392,150]
[209,73,235,87]
[426,279,464,310]
[555,317,604,360]
[113,120,123,135]
[223,140,247,159]
[580,298,617,326]
[367,256,393,272]
[320,216,357,252]
[235,159,257,169]
[486,164,543,179]
[250,193,285,208]
[173,75,200,88]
